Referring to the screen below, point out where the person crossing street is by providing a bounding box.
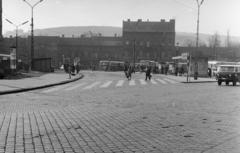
[145,66,152,81]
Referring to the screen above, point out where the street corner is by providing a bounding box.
[0,73,84,95]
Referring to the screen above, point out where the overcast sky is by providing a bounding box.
[2,0,240,36]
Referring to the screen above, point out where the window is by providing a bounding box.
[146,41,150,47]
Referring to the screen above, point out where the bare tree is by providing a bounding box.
[208,32,221,60]
[208,32,221,48]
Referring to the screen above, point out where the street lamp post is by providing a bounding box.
[22,0,43,70]
[133,39,136,72]
[194,0,204,80]
[5,19,29,63]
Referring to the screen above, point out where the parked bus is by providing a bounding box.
[139,60,159,73]
[99,60,110,71]
[108,61,125,71]
[99,60,125,71]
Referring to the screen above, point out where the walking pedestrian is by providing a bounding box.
[145,66,152,81]
[76,64,80,74]
[127,66,132,80]
[68,65,71,79]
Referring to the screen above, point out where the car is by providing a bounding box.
[216,65,240,86]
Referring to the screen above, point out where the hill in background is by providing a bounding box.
[4,26,240,47]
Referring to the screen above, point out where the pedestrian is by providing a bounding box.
[127,66,132,80]
[208,68,212,78]
[124,64,128,78]
[68,65,71,79]
[175,66,178,76]
[145,66,152,81]
[76,64,80,74]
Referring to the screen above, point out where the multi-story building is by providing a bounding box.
[122,19,175,47]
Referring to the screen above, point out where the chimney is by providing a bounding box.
[127,19,130,22]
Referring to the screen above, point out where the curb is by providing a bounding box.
[181,80,217,83]
[0,74,84,95]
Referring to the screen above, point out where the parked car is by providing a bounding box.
[216,65,240,86]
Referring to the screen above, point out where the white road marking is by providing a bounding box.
[139,79,147,85]
[82,81,101,90]
[163,78,178,84]
[42,85,69,93]
[116,80,124,87]
[129,79,136,86]
[100,81,113,88]
[65,82,87,91]
[150,79,157,84]
[156,78,167,84]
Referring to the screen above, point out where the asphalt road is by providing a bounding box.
[0,71,240,153]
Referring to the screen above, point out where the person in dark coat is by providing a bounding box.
[145,66,152,80]
[76,64,80,74]
[127,66,132,80]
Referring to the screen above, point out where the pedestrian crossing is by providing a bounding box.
[41,77,180,93]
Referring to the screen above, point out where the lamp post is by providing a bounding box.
[5,19,29,63]
[194,0,204,80]
[22,0,43,70]
[133,39,136,73]
[175,42,179,76]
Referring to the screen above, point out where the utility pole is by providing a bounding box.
[23,0,43,70]
[133,39,136,73]
[194,0,204,80]
[5,19,29,64]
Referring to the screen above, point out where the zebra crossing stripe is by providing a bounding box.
[65,82,87,91]
[156,78,167,84]
[42,85,69,93]
[116,80,124,87]
[83,81,101,90]
[150,79,157,84]
[100,81,113,88]
[139,79,147,85]
[163,78,178,84]
[129,80,136,86]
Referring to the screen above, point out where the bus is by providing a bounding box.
[99,60,110,71]
[139,60,159,73]
[108,61,125,71]
[99,60,125,71]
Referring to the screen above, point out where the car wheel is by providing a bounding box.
[218,80,222,86]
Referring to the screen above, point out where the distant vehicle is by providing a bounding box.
[99,60,125,71]
[139,60,159,73]
[99,60,110,71]
[108,61,125,71]
[209,61,240,76]
[216,65,240,86]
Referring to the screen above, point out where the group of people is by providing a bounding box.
[124,65,152,81]
[64,64,80,79]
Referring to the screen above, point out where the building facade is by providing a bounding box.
[1,19,240,72]
[122,19,175,46]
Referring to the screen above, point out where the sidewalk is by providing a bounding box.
[0,71,83,95]
[162,74,217,83]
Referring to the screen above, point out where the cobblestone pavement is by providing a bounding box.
[0,71,240,153]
